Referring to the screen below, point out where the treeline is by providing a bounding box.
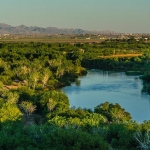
[0,42,87,88]
[0,41,150,149]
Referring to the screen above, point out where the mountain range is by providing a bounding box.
[0,23,116,35]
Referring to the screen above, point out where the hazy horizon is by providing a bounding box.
[1,0,150,33]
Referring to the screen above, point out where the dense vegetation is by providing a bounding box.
[1,40,150,149]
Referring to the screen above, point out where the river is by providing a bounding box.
[61,70,150,122]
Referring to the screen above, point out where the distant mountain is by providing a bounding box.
[0,23,116,35]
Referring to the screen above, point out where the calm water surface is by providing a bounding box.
[61,70,150,122]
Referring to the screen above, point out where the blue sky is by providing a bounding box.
[0,0,150,33]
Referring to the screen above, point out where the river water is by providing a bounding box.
[61,70,150,122]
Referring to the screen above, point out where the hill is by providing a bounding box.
[0,23,116,35]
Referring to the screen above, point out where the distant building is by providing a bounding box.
[100,37,105,39]
[3,34,9,36]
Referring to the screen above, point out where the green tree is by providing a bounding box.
[29,72,39,90]
[47,98,56,113]
[41,68,52,88]
[0,103,22,122]
[94,102,132,123]
[20,101,36,117]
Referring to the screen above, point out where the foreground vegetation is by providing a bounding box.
[1,40,150,149]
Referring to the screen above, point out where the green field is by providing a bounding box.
[0,37,105,43]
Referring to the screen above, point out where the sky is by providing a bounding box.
[0,0,150,33]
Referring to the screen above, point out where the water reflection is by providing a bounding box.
[61,70,150,122]
[75,79,81,86]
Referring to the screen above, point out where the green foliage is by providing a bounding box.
[104,123,138,150]
[141,73,150,93]
[0,103,22,122]
[40,90,69,114]
[47,98,57,113]
[20,101,36,117]
[2,91,19,104]
[15,87,34,102]
[48,113,106,130]
[0,123,109,150]
[0,41,149,149]
[94,102,132,123]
